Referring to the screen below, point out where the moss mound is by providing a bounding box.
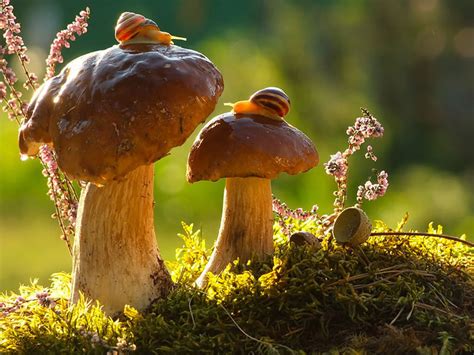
[1,220,473,354]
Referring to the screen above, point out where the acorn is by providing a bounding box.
[333,207,372,247]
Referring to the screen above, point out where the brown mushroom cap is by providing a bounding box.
[187,113,318,182]
[19,44,223,185]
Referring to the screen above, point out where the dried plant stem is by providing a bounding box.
[326,266,434,288]
[414,302,465,318]
[4,91,76,253]
[1,3,88,257]
[334,180,347,212]
[62,169,78,201]
[370,232,474,247]
[17,58,36,90]
[219,303,295,353]
[41,161,73,255]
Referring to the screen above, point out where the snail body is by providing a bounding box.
[226,87,291,120]
[115,12,186,46]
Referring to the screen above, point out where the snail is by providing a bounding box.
[115,12,186,46]
[225,87,291,120]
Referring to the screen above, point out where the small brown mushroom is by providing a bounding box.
[289,231,321,248]
[19,12,223,314]
[187,88,318,287]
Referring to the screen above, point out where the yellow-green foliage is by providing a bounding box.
[0,273,134,353]
[1,219,473,354]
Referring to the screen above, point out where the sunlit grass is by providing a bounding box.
[1,221,472,353]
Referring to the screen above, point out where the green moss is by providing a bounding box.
[1,219,473,354]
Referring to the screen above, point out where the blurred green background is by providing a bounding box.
[1,0,473,291]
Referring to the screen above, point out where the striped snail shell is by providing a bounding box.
[249,87,291,118]
[115,12,159,43]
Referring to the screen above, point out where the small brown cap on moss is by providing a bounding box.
[187,113,318,182]
[19,44,223,185]
[333,207,372,247]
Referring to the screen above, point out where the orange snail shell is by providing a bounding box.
[115,12,159,43]
[249,87,291,117]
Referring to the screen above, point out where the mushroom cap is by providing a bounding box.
[19,44,224,185]
[187,113,318,182]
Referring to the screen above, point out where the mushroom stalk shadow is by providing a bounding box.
[196,177,273,287]
[71,164,172,315]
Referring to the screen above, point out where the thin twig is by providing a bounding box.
[428,283,459,310]
[188,296,196,329]
[219,303,295,353]
[370,232,474,247]
[55,153,78,201]
[283,327,304,337]
[17,57,36,91]
[406,301,415,321]
[327,267,434,288]
[352,270,435,290]
[389,305,405,325]
[414,302,464,318]
[356,246,370,266]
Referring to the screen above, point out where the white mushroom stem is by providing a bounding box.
[71,164,172,315]
[196,177,273,287]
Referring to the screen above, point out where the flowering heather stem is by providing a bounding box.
[324,108,386,214]
[1,96,20,124]
[1,2,89,255]
[356,170,389,208]
[45,7,90,80]
[272,196,319,237]
[39,145,77,256]
[1,0,37,96]
[272,196,318,221]
[18,59,37,91]
[2,78,27,115]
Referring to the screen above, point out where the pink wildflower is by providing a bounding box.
[36,290,56,308]
[272,196,318,237]
[1,1,36,122]
[344,110,384,156]
[356,170,389,205]
[39,145,78,252]
[324,151,348,180]
[365,145,377,161]
[0,81,6,100]
[0,60,17,85]
[45,7,90,80]
[272,197,317,221]
[326,108,387,213]
[1,3,86,253]
[1,0,35,79]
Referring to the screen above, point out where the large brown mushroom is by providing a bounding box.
[187,88,318,287]
[19,12,223,314]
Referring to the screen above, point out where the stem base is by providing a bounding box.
[71,165,171,315]
[197,177,273,287]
